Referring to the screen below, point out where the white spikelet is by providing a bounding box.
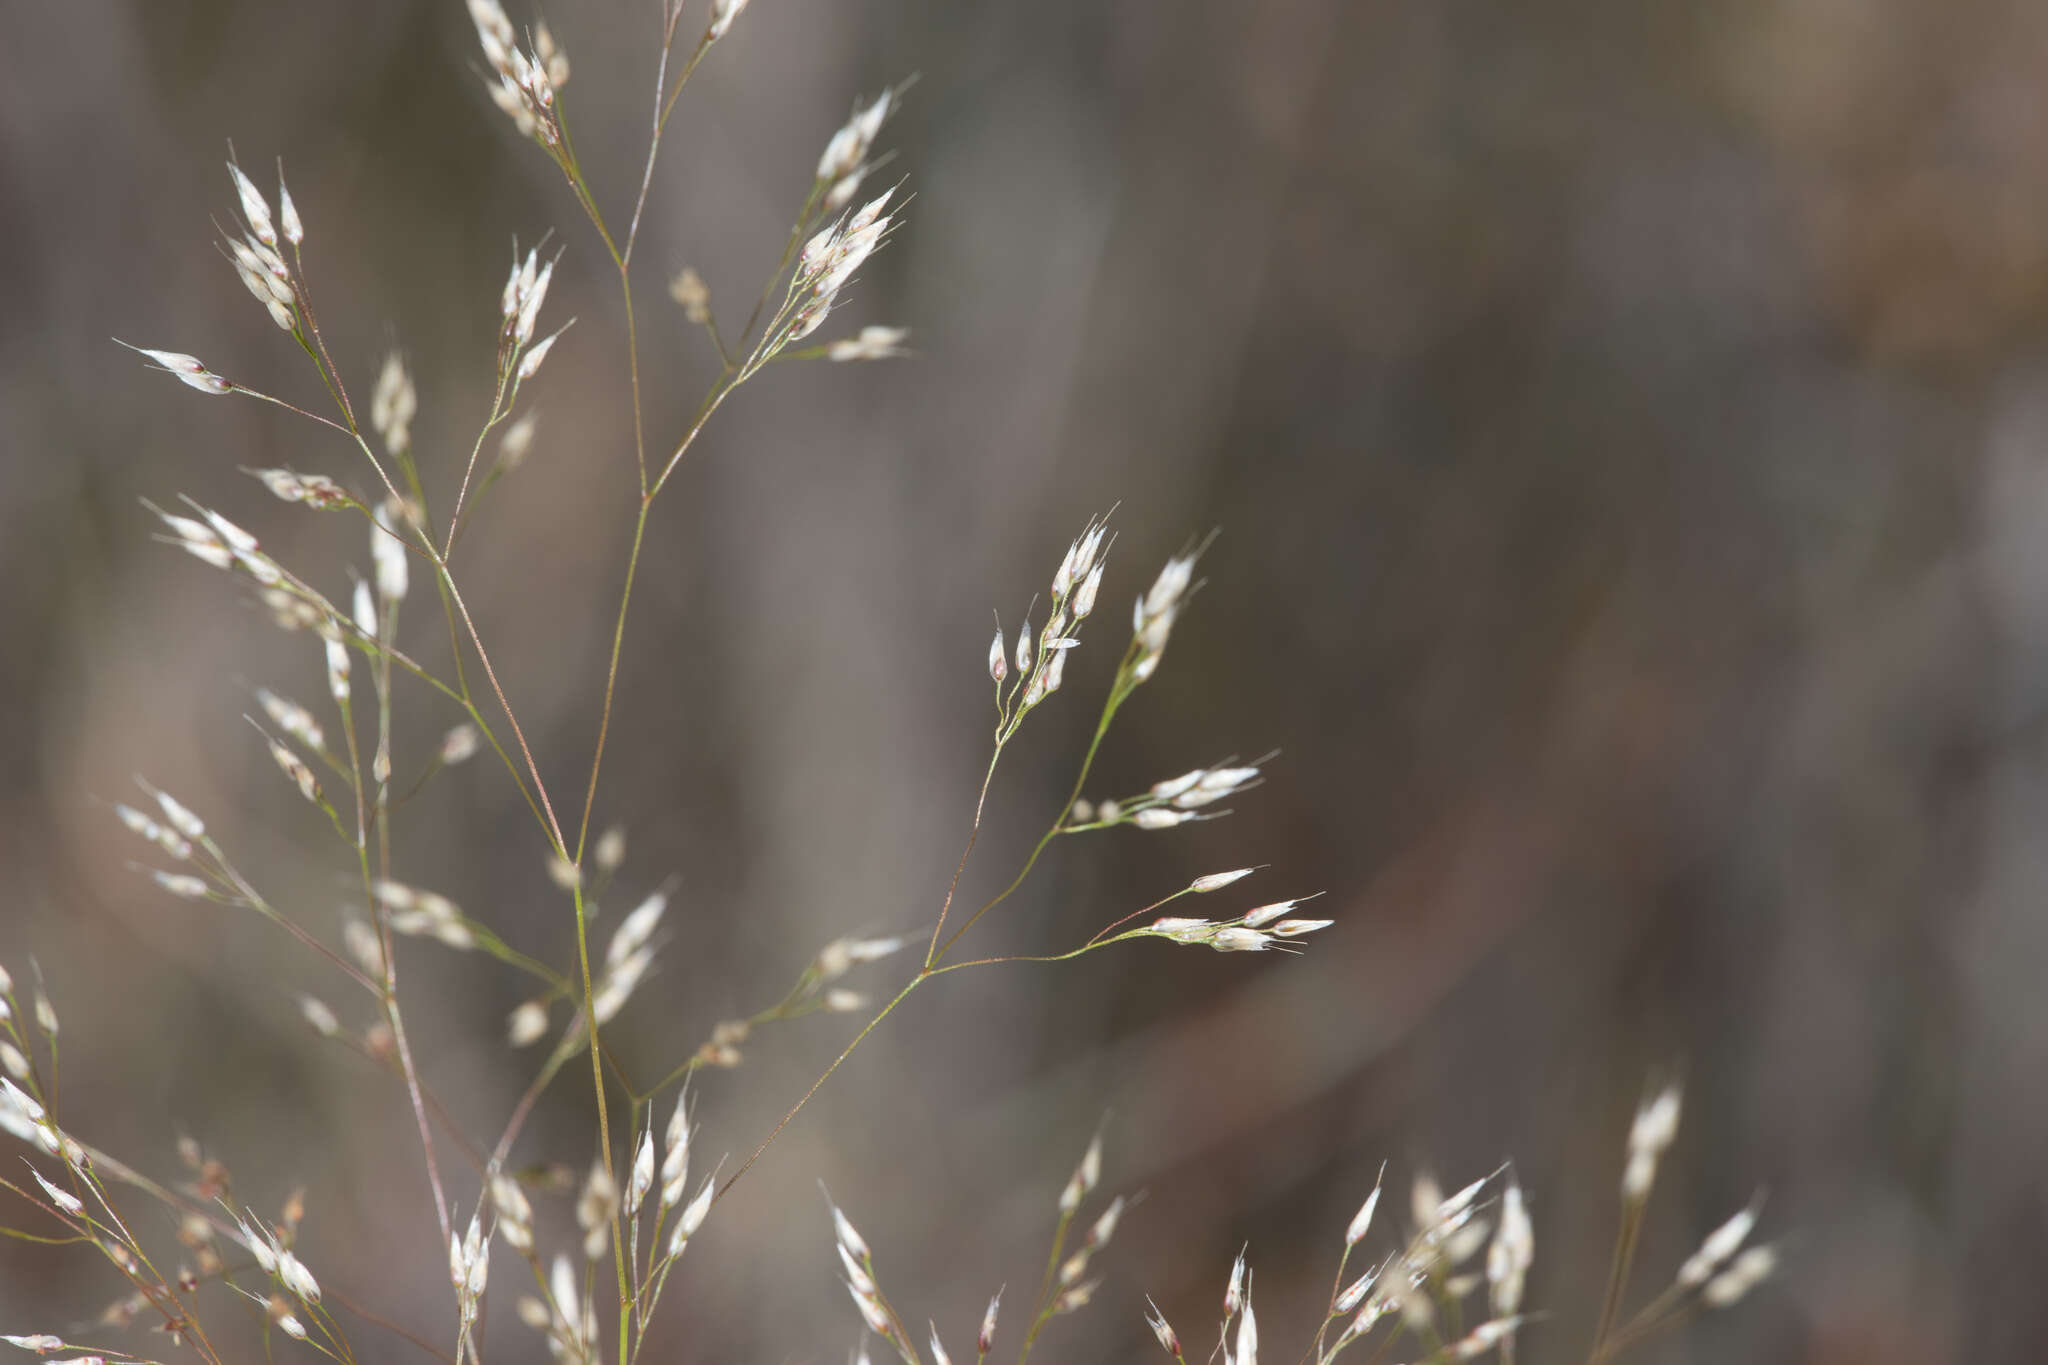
[228,161,277,248]
[1346,1164,1385,1245]
[626,1129,655,1216]
[371,499,410,603]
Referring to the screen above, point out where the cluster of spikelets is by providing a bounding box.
[821,1136,1124,1365]
[809,1083,1772,1365]
[0,4,1776,1365]
[0,960,342,1359]
[1134,1095,1763,1365]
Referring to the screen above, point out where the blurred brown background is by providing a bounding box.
[3,0,2043,1360]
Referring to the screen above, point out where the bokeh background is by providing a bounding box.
[2,0,2042,1359]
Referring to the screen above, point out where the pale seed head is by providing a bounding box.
[979,1291,1001,1355]
[228,161,276,248]
[1346,1167,1385,1246]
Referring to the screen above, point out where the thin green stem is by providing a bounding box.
[1015,1210,1075,1365]
[576,501,649,863]
[714,974,926,1201]
[1589,1197,1646,1360]
[934,658,1134,964]
[924,747,1005,968]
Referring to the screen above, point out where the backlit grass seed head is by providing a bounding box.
[517,322,570,381]
[533,21,569,86]
[838,1243,876,1296]
[1210,926,1273,952]
[226,237,296,329]
[235,1216,279,1275]
[1177,765,1262,808]
[371,498,410,602]
[1442,1318,1525,1359]
[817,90,895,205]
[1133,807,1191,829]
[0,1044,27,1081]
[124,345,232,395]
[2,1336,65,1352]
[928,1324,953,1365]
[627,1129,656,1216]
[375,882,474,949]
[707,0,751,40]
[672,1174,715,1250]
[1059,1136,1102,1215]
[507,1000,549,1047]
[1143,1297,1181,1356]
[988,629,1008,682]
[0,1080,42,1143]
[816,934,907,979]
[546,1251,581,1331]
[1346,1166,1386,1245]
[31,993,62,1037]
[1702,1245,1776,1307]
[202,504,259,551]
[827,326,909,361]
[1149,916,1212,941]
[1086,1194,1125,1248]
[153,871,210,898]
[1677,1201,1761,1288]
[1130,547,1202,683]
[115,803,189,860]
[661,1091,692,1207]
[1052,514,1112,605]
[227,160,277,250]
[371,353,417,456]
[831,1202,870,1262]
[979,1291,1002,1355]
[1271,918,1333,937]
[343,916,385,977]
[1073,561,1105,618]
[1192,868,1256,892]
[277,1248,321,1304]
[498,408,540,471]
[596,823,627,872]
[31,1169,82,1216]
[353,579,378,641]
[440,723,480,765]
[516,259,556,346]
[493,1174,535,1251]
[1240,899,1303,928]
[1042,645,1069,695]
[847,1281,893,1337]
[250,468,348,509]
[150,508,233,569]
[1223,1247,1247,1317]
[323,636,350,705]
[1487,1179,1532,1317]
[1335,1265,1380,1314]
[1624,1081,1682,1201]
[269,740,320,804]
[451,1212,489,1297]
[277,170,302,245]
[592,947,652,1023]
[298,995,340,1038]
[577,1160,617,1260]
[670,267,711,322]
[788,193,901,345]
[261,588,329,632]
[607,890,669,971]
[1234,1296,1258,1365]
